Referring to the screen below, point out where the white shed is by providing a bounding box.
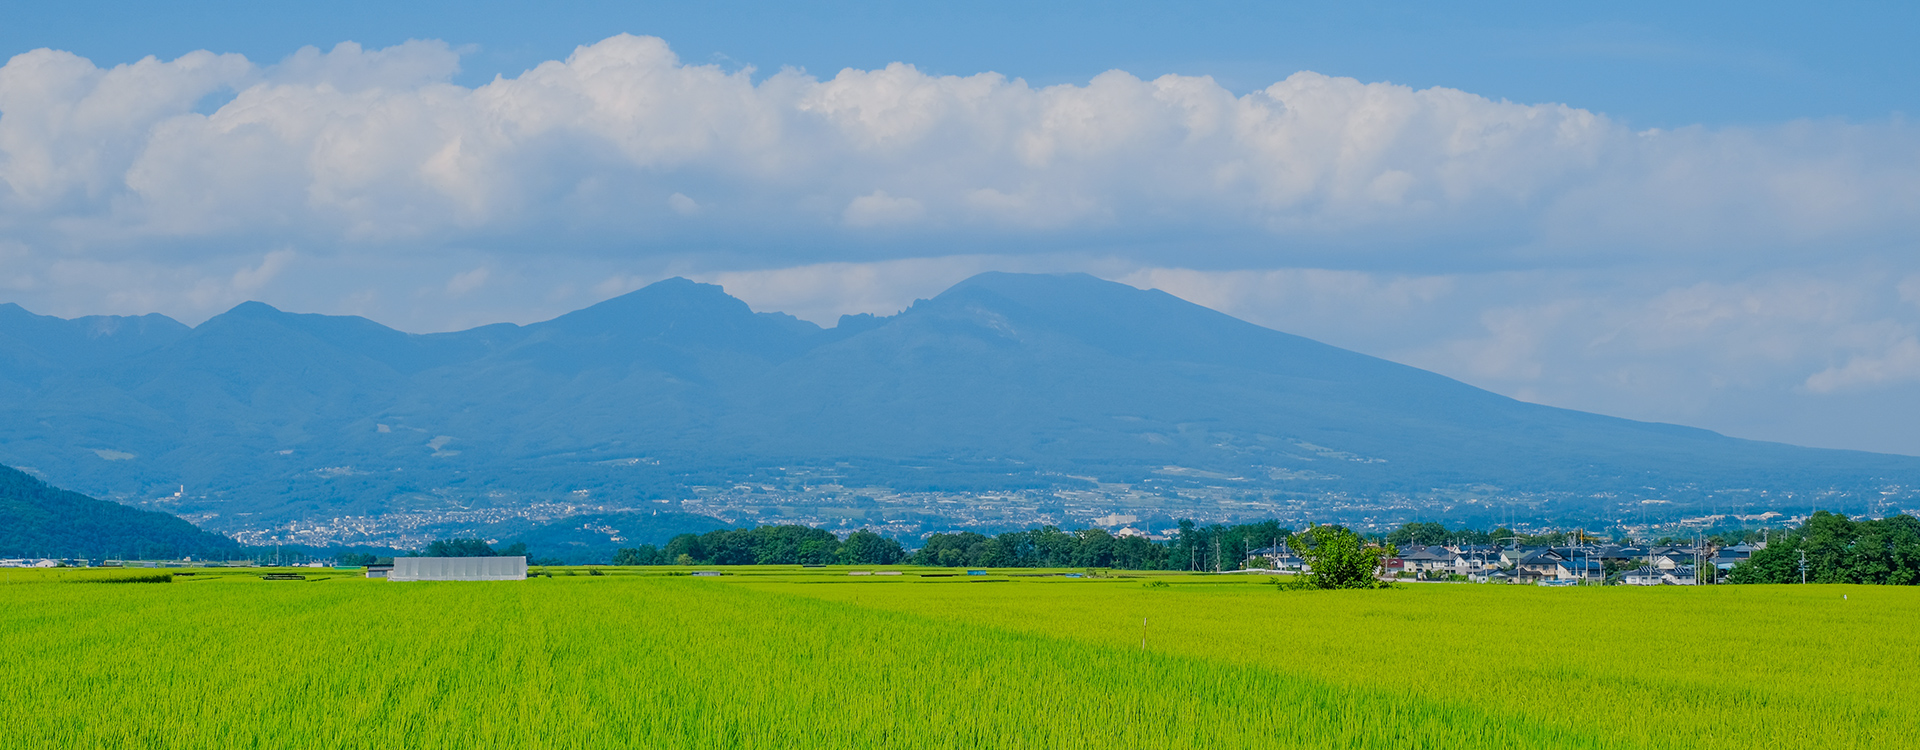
[389,556,527,581]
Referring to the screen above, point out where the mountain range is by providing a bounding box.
[2,273,1914,546]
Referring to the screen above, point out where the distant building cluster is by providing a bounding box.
[1249,541,1761,586]
[0,558,77,568]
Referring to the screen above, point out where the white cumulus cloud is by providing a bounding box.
[2,33,1914,264]
[843,190,924,227]
[1806,337,1920,393]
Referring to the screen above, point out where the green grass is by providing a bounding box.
[1,567,1911,749]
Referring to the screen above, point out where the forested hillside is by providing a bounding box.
[0,465,240,559]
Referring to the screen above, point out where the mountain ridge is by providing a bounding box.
[1,273,1913,545]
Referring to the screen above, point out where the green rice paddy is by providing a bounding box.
[2,567,1911,749]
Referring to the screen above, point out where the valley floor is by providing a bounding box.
[1,568,1909,749]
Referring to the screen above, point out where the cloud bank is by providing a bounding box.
[7,34,1916,262]
[3,35,1920,454]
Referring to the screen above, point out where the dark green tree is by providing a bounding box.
[612,545,663,566]
[1111,536,1168,570]
[701,529,758,565]
[909,532,991,566]
[662,534,706,564]
[1286,525,1396,589]
[1800,511,1857,583]
[1072,528,1116,567]
[838,530,905,565]
[1727,537,1803,584]
[1385,522,1451,547]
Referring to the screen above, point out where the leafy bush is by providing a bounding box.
[1286,525,1396,590]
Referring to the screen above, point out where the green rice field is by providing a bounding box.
[2,567,1911,749]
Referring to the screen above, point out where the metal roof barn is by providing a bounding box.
[389,556,526,581]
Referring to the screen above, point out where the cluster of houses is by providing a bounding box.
[1252,541,1763,585]
[0,558,75,568]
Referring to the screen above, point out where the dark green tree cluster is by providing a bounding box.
[613,526,904,566]
[906,527,1168,569]
[606,520,1312,571]
[1383,522,1458,547]
[1727,512,1920,585]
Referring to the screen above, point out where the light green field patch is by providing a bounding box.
[1,569,1910,749]
[736,572,1917,749]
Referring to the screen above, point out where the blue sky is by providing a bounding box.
[2,1,1919,456]
[9,1,1916,128]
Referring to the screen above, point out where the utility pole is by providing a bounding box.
[1799,549,1808,585]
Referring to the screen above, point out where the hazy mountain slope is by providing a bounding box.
[0,272,1913,537]
[731,273,1913,493]
[0,464,240,558]
[0,304,189,403]
[507,511,733,564]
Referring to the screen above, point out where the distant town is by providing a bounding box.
[196,465,1914,554]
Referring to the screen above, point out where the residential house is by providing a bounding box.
[1650,547,1696,571]
[1499,547,1537,568]
[1248,545,1306,572]
[1594,546,1644,566]
[1514,549,1566,583]
[1398,546,1460,578]
[1711,544,1755,573]
[1452,550,1501,576]
[1554,558,1605,582]
[1620,565,1699,585]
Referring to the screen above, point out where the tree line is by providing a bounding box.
[612,526,907,566]
[591,520,1310,571]
[591,520,1309,570]
[895,519,1316,570]
[1727,511,1920,585]
[409,510,1920,587]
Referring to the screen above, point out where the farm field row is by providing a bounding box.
[1,567,1910,749]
